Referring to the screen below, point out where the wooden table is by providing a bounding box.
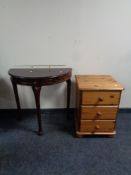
[8,68,72,135]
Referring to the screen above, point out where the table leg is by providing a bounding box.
[32,86,43,135]
[11,78,22,120]
[66,79,71,119]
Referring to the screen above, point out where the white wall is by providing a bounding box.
[0,0,131,109]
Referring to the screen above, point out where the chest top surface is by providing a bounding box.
[76,75,124,91]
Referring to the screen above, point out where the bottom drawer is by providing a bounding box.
[80,120,115,133]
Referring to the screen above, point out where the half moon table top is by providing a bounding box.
[8,68,72,86]
[8,68,72,79]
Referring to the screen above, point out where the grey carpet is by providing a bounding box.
[0,111,131,175]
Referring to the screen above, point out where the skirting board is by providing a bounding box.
[0,108,131,116]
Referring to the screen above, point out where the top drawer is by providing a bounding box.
[81,91,121,105]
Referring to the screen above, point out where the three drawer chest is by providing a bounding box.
[75,75,124,137]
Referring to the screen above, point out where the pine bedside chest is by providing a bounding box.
[75,75,124,137]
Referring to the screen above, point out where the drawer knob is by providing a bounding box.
[95,125,100,129]
[98,97,103,102]
[97,112,102,116]
[110,95,114,98]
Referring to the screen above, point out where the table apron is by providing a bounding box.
[11,76,71,86]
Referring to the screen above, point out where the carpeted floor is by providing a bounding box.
[0,110,131,175]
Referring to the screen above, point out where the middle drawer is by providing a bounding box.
[80,106,118,120]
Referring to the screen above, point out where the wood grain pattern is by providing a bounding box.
[81,106,118,120]
[79,120,115,132]
[82,91,121,105]
[75,75,124,137]
[76,75,124,90]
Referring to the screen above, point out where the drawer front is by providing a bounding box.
[82,91,121,105]
[81,106,118,120]
[80,120,115,132]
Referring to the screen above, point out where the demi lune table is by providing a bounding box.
[8,68,72,135]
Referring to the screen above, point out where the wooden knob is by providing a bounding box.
[110,95,114,98]
[97,112,102,116]
[98,97,103,102]
[95,125,100,129]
